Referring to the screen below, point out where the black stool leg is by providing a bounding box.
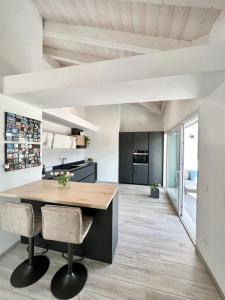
[10,237,50,288]
[29,237,34,266]
[51,243,87,300]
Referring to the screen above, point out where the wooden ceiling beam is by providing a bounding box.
[44,21,192,54]
[117,0,225,10]
[44,47,106,65]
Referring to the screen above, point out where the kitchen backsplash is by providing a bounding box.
[42,148,85,168]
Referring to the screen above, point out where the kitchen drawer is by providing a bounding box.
[81,173,96,183]
[72,164,95,181]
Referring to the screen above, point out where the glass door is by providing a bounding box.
[166,127,181,213]
[180,116,198,242]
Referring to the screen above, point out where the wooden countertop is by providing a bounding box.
[0,180,119,210]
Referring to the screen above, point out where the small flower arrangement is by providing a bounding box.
[51,171,74,189]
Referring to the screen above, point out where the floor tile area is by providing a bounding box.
[0,185,221,300]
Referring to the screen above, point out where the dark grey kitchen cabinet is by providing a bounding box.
[149,132,163,185]
[72,164,96,182]
[81,173,96,183]
[44,162,97,183]
[133,163,148,185]
[119,131,163,186]
[119,133,133,183]
[133,132,148,150]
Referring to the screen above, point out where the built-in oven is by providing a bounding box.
[132,150,149,164]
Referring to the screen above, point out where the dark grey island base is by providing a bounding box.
[21,190,118,264]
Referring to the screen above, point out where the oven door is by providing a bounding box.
[133,153,149,164]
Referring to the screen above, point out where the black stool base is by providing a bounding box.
[10,256,50,288]
[51,263,87,300]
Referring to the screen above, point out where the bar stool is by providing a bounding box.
[0,202,50,288]
[41,205,93,300]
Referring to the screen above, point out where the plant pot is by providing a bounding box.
[150,188,159,199]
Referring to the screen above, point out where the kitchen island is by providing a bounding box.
[0,180,119,263]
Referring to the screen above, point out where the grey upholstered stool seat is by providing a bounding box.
[0,202,50,288]
[41,205,93,300]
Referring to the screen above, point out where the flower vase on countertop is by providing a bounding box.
[51,171,74,189]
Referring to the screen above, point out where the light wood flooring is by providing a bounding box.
[0,184,222,300]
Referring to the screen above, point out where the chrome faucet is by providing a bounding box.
[61,156,67,165]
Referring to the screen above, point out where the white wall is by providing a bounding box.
[42,120,85,167]
[0,94,42,254]
[0,0,50,76]
[85,105,120,183]
[197,85,225,295]
[120,104,163,132]
[163,99,203,131]
[163,95,225,295]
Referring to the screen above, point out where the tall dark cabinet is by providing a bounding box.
[133,132,148,150]
[149,132,163,185]
[119,132,163,185]
[119,133,133,184]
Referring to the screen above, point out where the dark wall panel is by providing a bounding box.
[149,132,163,185]
[119,133,133,183]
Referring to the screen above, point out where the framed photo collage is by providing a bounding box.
[5,112,41,172]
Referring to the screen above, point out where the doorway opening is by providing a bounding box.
[181,116,198,242]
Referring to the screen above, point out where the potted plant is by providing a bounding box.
[51,171,74,189]
[85,136,90,147]
[149,183,161,199]
[86,157,94,164]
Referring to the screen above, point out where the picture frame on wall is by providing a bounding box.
[4,112,42,172]
[5,112,41,143]
[5,143,41,172]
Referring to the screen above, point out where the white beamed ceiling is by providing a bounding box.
[33,0,222,66]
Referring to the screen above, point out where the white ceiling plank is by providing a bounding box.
[118,1,133,32]
[95,0,113,30]
[158,4,175,37]
[182,8,208,40]
[149,4,160,35]
[106,0,122,31]
[169,6,190,39]
[84,0,102,28]
[44,47,106,65]
[138,102,162,116]
[197,8,221,38]
[132,2,145,34]
[117,0,225,10]
[144,4,155,35]
[44,20,192,54]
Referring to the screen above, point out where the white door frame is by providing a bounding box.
[179,114,199,243]
[164,113,199,244]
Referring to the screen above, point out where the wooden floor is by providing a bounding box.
[0,185,221,300]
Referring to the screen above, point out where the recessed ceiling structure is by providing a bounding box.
[33,0,222,67]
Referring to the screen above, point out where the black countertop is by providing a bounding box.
[42,160,96,180]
